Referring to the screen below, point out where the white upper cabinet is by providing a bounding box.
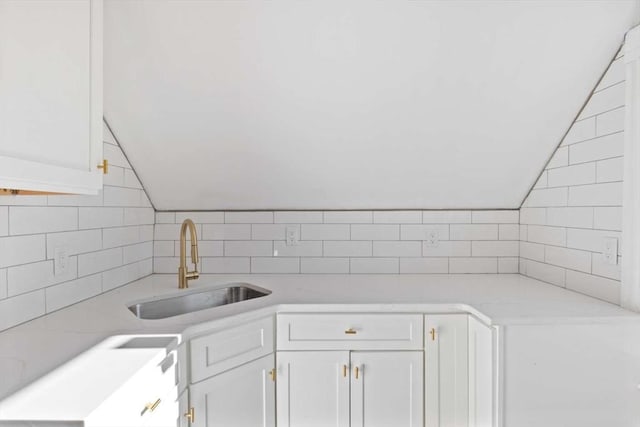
[0,0,103,194]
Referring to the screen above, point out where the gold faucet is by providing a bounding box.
[178,218,199,289]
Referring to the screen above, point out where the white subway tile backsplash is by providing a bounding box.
[533,172,548,189]
[449,258,497,274]
[174,240,223,257]
[546,207,593,229]
[0,290,45,331]
[274,211,323,224]
[544,246,591,273]
[252,224,288,240]
[373,241,421,257]
[48,193,103,207]
[523,188,568,207]
[591,253,622,281]
[526,225,566,246]
[78,248,123,277]
[202,224,250,240]
[201,257,250,273]
[224,241,272,257]
[472,210,519,224]
[225,212,273,224]
[9,207,77,235]
[422,241,471,257]
[123,169,142,189]
[351,225,399,241]
[373,211,421,224]
[596,107,624,136]
[301,258,350,273]
[519,208,546,225]
[45,274,102,312]
[47,229,102,259]
[547,163,596,187]
[596,157,623,183]
[546,147,569,169]
[562,117,595,145]
[301,224,350,240]
[422,211,471,224]
[324,211,372,224]
[273,241,322,257]
[79,207,123,229]
[568,182,622,206]
[123,242,154,264]
[519,242,545,262]
[123,208,155,226]
[578,81,625,120]
[103,166,125,187]
[401,224,450,241]
[569,132,624,164]
[450,224,498,241]
[498,224,520,240]
[175,212,224,224]
[522,259,566,287]
[0,207,7,236]
[400,258,448,274]
[595,58,624,91]
[593,207,622,231]
[251,257,299,273]
[0,235,46,268]
[103,143,129,168]
[324,241,372,257]
[103,187,143,207]
[154,224,198,241]
[350,258,398,274]
[153,257,178,274]
[565,270,620,305]
[154,241,174,257]
[498,258,519,273]
[566,229,621,253]
[471,241,519,257]
[0,269,6,300]
[7,257,77,297]
[103,226,146,249]
[155,212,176,224]
[102,261,148,292]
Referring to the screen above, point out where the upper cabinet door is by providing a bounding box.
[0,0,103,194]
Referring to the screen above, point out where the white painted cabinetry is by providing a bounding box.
[0,0,104,194]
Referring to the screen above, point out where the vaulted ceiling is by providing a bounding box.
[104,0,639,211]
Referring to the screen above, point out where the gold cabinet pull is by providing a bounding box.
[430,327,436,341]
[184,407,195,422]
[345,328,357,335]
[97,159,109,174]
[269,368,276,382]
[354,366,360,379]
[342,364,348,377]
[141,398,161,416]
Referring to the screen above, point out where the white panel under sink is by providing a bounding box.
[104,0,639,210]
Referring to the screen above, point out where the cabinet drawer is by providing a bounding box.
[277,313,423,350]
[190,316,274,383]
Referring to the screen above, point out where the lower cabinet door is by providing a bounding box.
[190,354,275,427]
[276,351,350,427]
[350,351,424,427]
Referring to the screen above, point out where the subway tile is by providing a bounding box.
[224,241,272,257]
[103,143,129,168]
[301,224,350,240]
[523,188,568,207]
[544,246,591,272]
[546,207,593,229]
[324,241,372,257]
[591,253,622,281]
[526,225,566,246]
[569,132,623,164]
[251,257,299,273]
[9,207,77,235]
[547,163,596,187]
[123,169,142,189]
[225,212,273,224]
[123,241,153,264]
[533,171,548,189]
[472,210,519,224]
[0,290,45,331]
[450,224,497,241]
[78,248,122,277]
[123,208,155,226]
[273,241,322,257]
[567,229,621,253]
[523,259,566,287]
[565,270,620,305]
[520,225,528,241]
[202,224,250,240]
[155,212,176,224]
[593,207,622,231]
[323,211,372,224]
[0,235,46,268]
[7,258,77,297]
[519,208,546,225]
[422,241,471,257]
[173,240,223,257]
[140,225,154,242]
[596,107,624,136]
[350,258,399,274]
[274,211,323,224]
[546,147,568,169]
[79,207,123,229]
[252,224,288,240]
[595,58,625,92]
[596,157,623,183]
[401,224,449,241]
[471,241,518,257]
[0,269,6,300]
[498,258,519,274]
[422,211,471,224]
[0,195,48,206]
[102,262,147,292]
[373,241,421,257]
[301,258,350,274]
[103,165,124,187]
[45,274,102,312]
[201,257,250,273]
[175,212,224,224]
[103,187,142,207]
[449,258,497,274]
[0,207,7,236]
[519,242,545,262]
[399,258,448,274]
[140,193,153,208]
[46,229,102,258]
[154,224,199,241]
[153,257,180,274]
[578,82,624,120]
[373,211,421,224]
[568,182,622,207]
[562,117,596,145]
[48,192,103,207]
[351,225,399,240]
[103,226,145,249]
[103,123,117,144]
[498,224,520,240]
[153,241,174,257]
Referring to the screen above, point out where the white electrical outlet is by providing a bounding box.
[424,229,439,247]
[54,247,69,276]
[603,237,618,265]
[286,226,300,246]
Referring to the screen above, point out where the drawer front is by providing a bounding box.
[277,313,423,350]
[190,316,274,383]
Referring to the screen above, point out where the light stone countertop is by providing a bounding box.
[0,273,638,403]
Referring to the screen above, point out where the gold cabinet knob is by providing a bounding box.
[344,328,357,335]
[269,368,276,382]
[184,407,195,422]
[97,159,109,174]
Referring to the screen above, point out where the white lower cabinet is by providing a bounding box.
[276,350,423,427]
[189,354,275,427]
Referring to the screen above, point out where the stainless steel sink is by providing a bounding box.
[128,283,271,320]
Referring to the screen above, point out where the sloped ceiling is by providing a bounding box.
[104,0,639,211]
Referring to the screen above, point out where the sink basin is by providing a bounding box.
[128,283,271,320]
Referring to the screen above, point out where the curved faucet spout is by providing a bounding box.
[178,219,200,289]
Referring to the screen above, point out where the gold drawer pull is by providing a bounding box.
[97,159,109,174]
[430,328,436,341]
[345,328,357,335]
[342,364,348,377]
[269,368,276,382]
[184,407,195,422]
[354,366,360,379]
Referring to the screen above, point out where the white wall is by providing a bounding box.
[153,210,519,275]
[519,50,625,305]
[0,124,154,332]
